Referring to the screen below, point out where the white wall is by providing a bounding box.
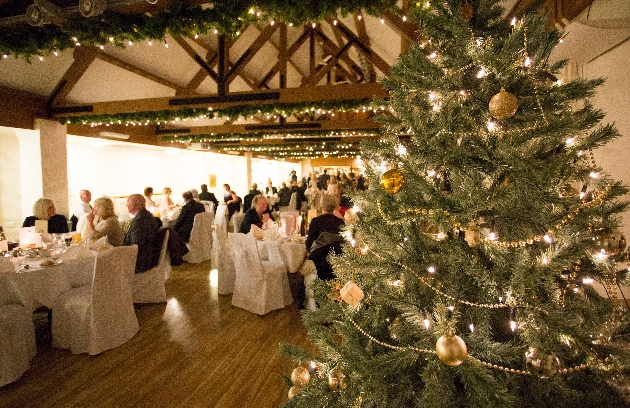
[583,39,630,239]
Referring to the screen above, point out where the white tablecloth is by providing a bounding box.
[257,239,307,273]
[0,254,96,312]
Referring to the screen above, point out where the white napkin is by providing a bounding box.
[262,228,282,242]
[249,224,264,239]
[0,257,14,274]
[59,244,93,260]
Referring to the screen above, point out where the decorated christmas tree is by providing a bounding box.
[281,0,630,407]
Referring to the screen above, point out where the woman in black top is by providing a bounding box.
[22,197,69,233]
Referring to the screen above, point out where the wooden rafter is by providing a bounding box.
[51,82,389,117]
[95,50,181,91]
[253,23,305,79]
[258,26,313,88]
[226,23,278,85]
[316,28,362,83]
[47,46,97,107]
[353,11,376,82]
[326,18,391,76]
[302,39,354,86]
[381,9,421,45]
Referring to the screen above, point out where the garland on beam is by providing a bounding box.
[161,129,383,143]
[0,0,399,60]
[61,98,387,126]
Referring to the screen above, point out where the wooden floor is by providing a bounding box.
[0,261,314,408]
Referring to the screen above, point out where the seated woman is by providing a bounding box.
[239,194,273,234]
[23,198,69,233]
[86,197,124,246]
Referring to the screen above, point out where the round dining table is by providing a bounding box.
[256,238,307,273]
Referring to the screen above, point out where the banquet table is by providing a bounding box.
[0,253,96,312]
[257,238,307,273]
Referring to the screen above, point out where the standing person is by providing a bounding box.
[123,194,159,274]
[318,169,330,190]
[73,189,93,219]
[223,184,241,220]
[326,176,340,197]
[23,198,69,233]
[198,184,219,208]
[277,182,292,208]
[144,187,157,210]
[86,197,124,246]
[173,191,205,242]
[159,187,176,213]
[243,183,261,211]
[305,195,345,281]
[239,195,271,234]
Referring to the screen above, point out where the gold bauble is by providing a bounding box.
[328,367,347,391]
[435,334,468,366]
[461,3,474,20]
[288,385,302,399]
[381,168,406,194]
[488,90,518,120]
[291,366,311,387]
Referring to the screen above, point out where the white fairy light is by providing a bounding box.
[469,323,475,332]
[524,57,531,67]
[541,255,549,265]
[511,17,517,26]
[427,266,436,274]
[583,277,594,284]
[565,137,575,145]
[510,320,517,332]
[395,144,407,156]
[99,44,104,50]
[402,15,407,22]
[429,92,435,100]
[487,121,496,132]
[543,234,552,243]
[424,318,430,330]
[477,67,486,78]
[128,40,133,46]
[597,249,608,259]
[589,172,599,179]
[488,232,497,241]
[429,51,438,59]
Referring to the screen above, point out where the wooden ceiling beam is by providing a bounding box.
[253,23,305,79]
[316,28,362,83]
[226,23,278,85]
[173,36,220,83]
[50,82,389,117]
[258,26,313,88]
[95,49,181,91]
[352,11,376,82]
[326,18,391,76]
[47,46,97,107]
[302,40,354,86]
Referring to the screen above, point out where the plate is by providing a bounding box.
[39,259,63,267]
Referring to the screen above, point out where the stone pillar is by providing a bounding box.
[34,119,69,217]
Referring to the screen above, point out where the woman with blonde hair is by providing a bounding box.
[159,187,177,213]
[86,197,124,246]
[326,175,340,197]
[22,198,69,233]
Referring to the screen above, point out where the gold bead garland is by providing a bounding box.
[377,183,613,248]
[347,317,609,377]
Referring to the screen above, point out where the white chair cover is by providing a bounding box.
[200,200,215,214]
[0,305,36,387]
[215,203,228,224]
[288,192,297,209]
[52,245,139,355]
[75,213,93,241]
[132,230,169,304]
[0,277,37,387]
[212,214,236,295]
[231,212,245,234]
[183,212,214,264]
[228,233,293,315]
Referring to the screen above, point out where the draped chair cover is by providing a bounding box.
[228,233,293,315]
[132,229,169,304]
[0,280,37,387]
[231,212,245,234]
[212,213,236,295]
[279,192,297,213]
[52,245,139,355]
[200,200,215,214]
[182,212,214,264]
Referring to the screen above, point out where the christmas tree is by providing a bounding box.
[282,1,630,406]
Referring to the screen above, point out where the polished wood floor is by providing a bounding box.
[0,261,314,408]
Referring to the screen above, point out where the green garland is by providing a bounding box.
[0,0,399,60]
[162,129,382,143]
[61,98,387,125]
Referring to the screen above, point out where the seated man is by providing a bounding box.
[198,184,219,208]
[174,191,206,242]
[123,194,159,274]
[277,182,291,209]
[239,194,272,234]
[243,183,261,212]
[305,194,345,281]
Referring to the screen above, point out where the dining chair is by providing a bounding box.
[0,281,37,387]
[182,212,213,264]
[132,229,169,304]
[231,212,245,234]
[52,245,139,355]
[212,212,236,295]
[200,200,215,214]
[228,233,293,315]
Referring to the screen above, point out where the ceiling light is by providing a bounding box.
[99,131,130,140]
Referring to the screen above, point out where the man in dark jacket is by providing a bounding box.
[243,183,261,211]
[124,194,159,273]
[174,191,206,242]
[198,184,219,208]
